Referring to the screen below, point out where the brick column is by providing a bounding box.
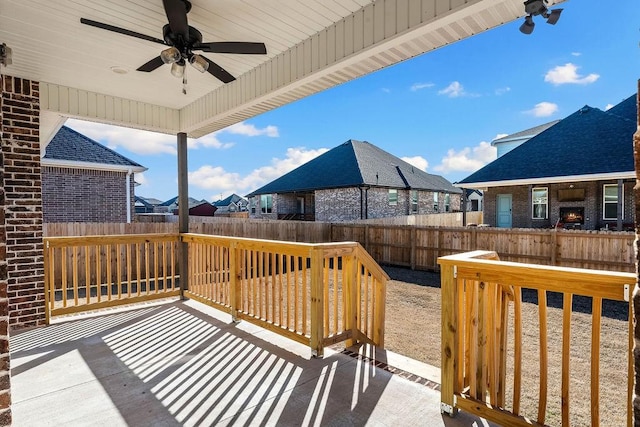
[1,75,44,331]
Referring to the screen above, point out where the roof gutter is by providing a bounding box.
[41,158,147,173]
[456,171,636,190]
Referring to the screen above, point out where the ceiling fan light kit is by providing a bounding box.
[80,0,267,84]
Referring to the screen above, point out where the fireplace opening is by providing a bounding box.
[559,207,584,224]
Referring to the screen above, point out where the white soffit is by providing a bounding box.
[0,0,558,139]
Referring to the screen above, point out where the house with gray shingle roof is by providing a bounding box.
[42,126,146,223]
[213,194,248,213]
[458,94,636,230]
[491,120,560,158]
[246,140,462,222]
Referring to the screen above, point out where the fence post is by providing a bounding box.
[229,242,240,322]
[310,248,325,358]
[440,261,458,417]
[410,227,417,270]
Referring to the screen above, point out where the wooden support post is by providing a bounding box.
[410,227,417,270]
[177,132,189,298]
[440,262,458,417]
[310,248,325,358]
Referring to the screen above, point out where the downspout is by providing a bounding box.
[126,168,132,223]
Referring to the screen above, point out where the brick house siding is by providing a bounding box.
[483,180,634,229]
[1,74,45,425]
[42,166,134,223]
[251,188,462,222]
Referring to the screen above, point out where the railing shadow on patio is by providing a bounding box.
[439,250,635,427]
[11,300,400,426]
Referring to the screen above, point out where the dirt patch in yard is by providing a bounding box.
[381,266,629,427]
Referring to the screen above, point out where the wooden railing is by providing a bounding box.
[182,234,388,356]
[43,234,181,322]
[438,251,634,427]
[43,233,388,356]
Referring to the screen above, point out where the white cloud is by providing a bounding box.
[134,173,148,186]
[525,102,559,117]
[434,141,497,173]
[438,81,466,98]
[401,156,429,172]
[189,147,329,197]
[544,63,599,85]
[495,87,511,96]
[66,119,277,156]
[494,133,509,140]
[605,103,614,111]
[382,87,391,93]
[571,52,582,57]
[410,82,435,92]
[224,122,279,137]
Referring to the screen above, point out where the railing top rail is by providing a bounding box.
[439,251,633,301]
[44,233,180,247]
[356,244,390,280]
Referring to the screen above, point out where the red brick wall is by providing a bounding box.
[42,166,133,223]
[1,76,44,332]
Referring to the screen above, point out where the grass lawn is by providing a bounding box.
[381,266,629,427]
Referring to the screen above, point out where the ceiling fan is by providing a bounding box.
[80,0,267,84]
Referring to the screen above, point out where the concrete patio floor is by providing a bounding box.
[10,300,494,426]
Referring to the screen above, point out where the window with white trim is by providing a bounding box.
[532,187,548,219]
[603,184,623,220]
[433,192,439,211]
[260,194,273,214]
[444,193,451,212]
[388,189,398,206]
[410,190,418,213]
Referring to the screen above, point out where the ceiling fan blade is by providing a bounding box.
[137,56,165,72]
[80,18,166,45]
[203,57,235,84]
[196,42,267,55]
[162,0,190,40]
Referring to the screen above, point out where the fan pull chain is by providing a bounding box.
[182,66,188,95]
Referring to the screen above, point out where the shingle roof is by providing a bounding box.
[458,97,637,186]
[159,196,205,208]
[491,120,560,145]
[606,93,637,122]
[214,193,247,207]
[45,126,144,168]
[246,140,460,197]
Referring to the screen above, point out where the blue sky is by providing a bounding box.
[67,0,640,203]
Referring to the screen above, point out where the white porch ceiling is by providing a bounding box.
[0,0,556,141]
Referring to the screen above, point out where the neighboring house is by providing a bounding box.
[465,189,483,212]
[156,196,217,216]
[491,120,560,157]
[134,196,164,214]
[213,194,248,212]
[457,94,636,230]
[42,126,146,223]
[246,139,462,222]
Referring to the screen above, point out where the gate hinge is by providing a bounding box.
[453,265,457,279]
[624,284,630,302]
[440,397,457,416]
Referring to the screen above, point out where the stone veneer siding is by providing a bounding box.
[483,181,634,229]
[0,75,45,425]
[42,166,134,223]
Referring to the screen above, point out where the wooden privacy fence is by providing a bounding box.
[438,251,634,427]
[182,234,388,357]
[44,222,636,273]
[43,234,181,322]
[331,225,635,272]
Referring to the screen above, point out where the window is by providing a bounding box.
[433,192,439,211]
[260,194,273,214]
[603,184,623,220]
[250,198,257,214]
[532,187,548,219]
[410,190,418,213]
[388,189,398,206]
[444,193,451,212]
